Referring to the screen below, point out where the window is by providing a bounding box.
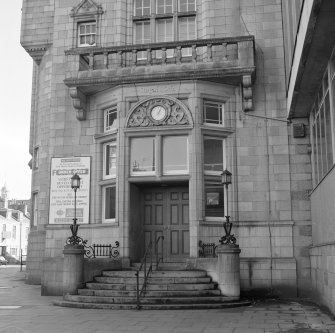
[12,226,16,239]
[130,137,156,175]
[2,224,6,232]
[104,107,117,132]
[157,0,173,14]
[130,135,189,176]
[32,193,38,226]
[204,177,224,217]
[11,248,17,256]
[311,60,335,186]
[204,137,226,218]
[204,137,226,174]
[133,0,197,58]
[33,147,39,170]
[203,101,224,126]
[135,0,151,16]
[26,227,29,240]
[163,136,188,174]
[78,22,96,47]
[103,186,116,222]
[179,0,196,11]
[104,142,117,179]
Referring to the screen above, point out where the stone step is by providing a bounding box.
[102,270,207,278]
[94,276,211,284]
[64,294,237,305]
[54,299,251,310]
[86,282,216,291]
[131,262,188,271]
[78,289,221,297]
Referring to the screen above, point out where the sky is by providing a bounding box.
[0,2,33,200]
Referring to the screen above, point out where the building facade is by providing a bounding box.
[283,0,335,313]
[21,0,312,298]
[0,186,30,261]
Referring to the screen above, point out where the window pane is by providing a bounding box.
[324,93,333,170]
[163,136,188,174]
[312,117,318,185]
[131,137,155,174]
[316,114,322,181]
[105,144,117,177]
[157,0,173,14]
[204,176,224,217]
[204,138,224,172]
[135,0,151,15]
[178,17,196,40]
[204,102,223,125]
[320,104,327,177]
[105,108,117,132]
[105,187,116,220]
[179,0,196,12]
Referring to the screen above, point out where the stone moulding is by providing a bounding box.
[21,43,51,65]
[126,96,193,128]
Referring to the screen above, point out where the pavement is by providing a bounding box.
[0,266,335,333]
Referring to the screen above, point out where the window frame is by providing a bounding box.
[103,141,117,180]
[133,0,197,57]
[129,134,190,177]
[203,136,227,176]
[102,185,116,223]
[104,106,118,132]
[78,21,97,47]
[203,101,225,126]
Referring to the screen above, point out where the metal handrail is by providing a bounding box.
[135,236,164,309]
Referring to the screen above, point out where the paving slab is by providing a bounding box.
[0,266,335,333]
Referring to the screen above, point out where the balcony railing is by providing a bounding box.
[64,36,256,119]
[65,36,255,89]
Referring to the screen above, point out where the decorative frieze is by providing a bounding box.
[126,96,193,128]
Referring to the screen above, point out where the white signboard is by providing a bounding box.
[49,157,90,224]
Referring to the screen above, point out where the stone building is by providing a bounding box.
[283,0,335,314]
[20,0,312,300]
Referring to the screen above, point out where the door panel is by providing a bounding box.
[142,186,189,260]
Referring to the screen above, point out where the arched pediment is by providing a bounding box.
[126,96,193,128]
[71,0,103,17]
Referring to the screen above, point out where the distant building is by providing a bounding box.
[0,185,30,261]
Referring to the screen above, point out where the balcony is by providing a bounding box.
[64,36,256,119]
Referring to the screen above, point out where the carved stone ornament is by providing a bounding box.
[69,87,87,120]
[126,96,193,128]
[70,0,103,17]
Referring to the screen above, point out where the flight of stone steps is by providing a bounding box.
[54,263,250,310]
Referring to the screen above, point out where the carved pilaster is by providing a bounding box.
[242,75,253,111]
[69,87,87,120]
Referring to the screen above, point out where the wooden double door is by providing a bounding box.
[142,186,189,261]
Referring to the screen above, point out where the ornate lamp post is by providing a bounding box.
[219,169,236,245]
[66,173,85,246]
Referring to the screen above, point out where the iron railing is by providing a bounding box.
[198,240,218,258]
[135,236,164,309]
[84,241,120,259]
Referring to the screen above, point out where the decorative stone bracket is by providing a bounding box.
[242,75,253,111]
[22,43,50,65]
[69,87,87,120]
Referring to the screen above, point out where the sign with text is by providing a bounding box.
[49,157,90,224]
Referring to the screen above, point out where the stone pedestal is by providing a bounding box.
[217,244,241,298]
[63,244,85,296]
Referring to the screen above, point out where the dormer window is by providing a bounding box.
[78,22,96,47]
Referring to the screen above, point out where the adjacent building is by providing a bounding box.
[0,185,30,261]
[283,0,335,314]
[21,0,314,300]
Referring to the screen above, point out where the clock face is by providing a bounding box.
[151,105,167,121]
